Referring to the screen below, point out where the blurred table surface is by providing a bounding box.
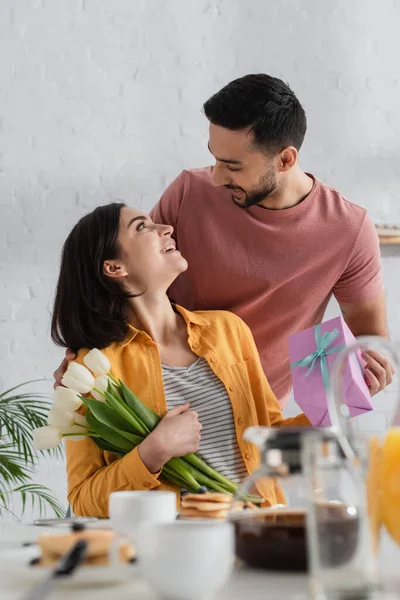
[0,520,398,600]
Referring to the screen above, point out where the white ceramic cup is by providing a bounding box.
[109,491,177,534]
[135,520,235,600]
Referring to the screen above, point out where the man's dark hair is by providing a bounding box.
[203,73,307,153]
[51,202,132,351]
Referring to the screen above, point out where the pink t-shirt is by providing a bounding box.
[150,167,383,403]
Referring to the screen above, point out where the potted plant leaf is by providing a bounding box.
[0,380,65,519]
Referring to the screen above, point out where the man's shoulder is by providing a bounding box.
[180,166,213,188]
[307,177,371,243]
[156,166,227,220]
[165,167,213,188]
[158,166,215,206]
[315,177,368,223]
[152,166,215,222]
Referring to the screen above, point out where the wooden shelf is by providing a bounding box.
[375,225,400,245]
[378,236,400,245]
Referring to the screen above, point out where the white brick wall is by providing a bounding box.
[1,0,399,519]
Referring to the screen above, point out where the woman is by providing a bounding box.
[52,203,309,517]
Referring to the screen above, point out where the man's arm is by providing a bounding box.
[339,293,393,394]
[339,292,389,340]
[333,212,393,395]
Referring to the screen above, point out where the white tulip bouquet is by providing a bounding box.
[32,349,244,496]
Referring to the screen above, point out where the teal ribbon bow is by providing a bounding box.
[290,325,345,391]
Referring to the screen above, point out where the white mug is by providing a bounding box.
[108,491,177,534]
[135,520,235,600]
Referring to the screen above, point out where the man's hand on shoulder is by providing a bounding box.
[53,349,76,389]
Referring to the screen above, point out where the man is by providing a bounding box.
[150,73,392,404]
[54,74,392,402]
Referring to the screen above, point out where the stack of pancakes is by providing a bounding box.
[179,492,240,519]
[35,528,135,567]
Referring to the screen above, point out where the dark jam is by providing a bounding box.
[234,504,359,572]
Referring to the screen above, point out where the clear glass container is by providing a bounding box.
[304,432,380,600]
[323,335,400,597]
[229,426,334,572]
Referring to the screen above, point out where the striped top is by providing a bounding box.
[162,357,248,484]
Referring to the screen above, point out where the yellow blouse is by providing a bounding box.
[67,306,310,517]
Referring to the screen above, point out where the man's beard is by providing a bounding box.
[226,170,277,208]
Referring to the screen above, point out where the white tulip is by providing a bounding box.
[66,432,88,442]
[53,387,83,412]
[47,407,74,430]
[91,375,109,402]
[61,362,95,394]
[32,426,63,450]
[63,413,89,441]
[83,348,111,376]
[74,413,89,428]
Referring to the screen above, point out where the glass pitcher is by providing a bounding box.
[318,335,400,597]
[304,427,381,599]
[229,426,356,573]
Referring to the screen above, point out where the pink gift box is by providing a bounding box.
[288,316,372,426]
